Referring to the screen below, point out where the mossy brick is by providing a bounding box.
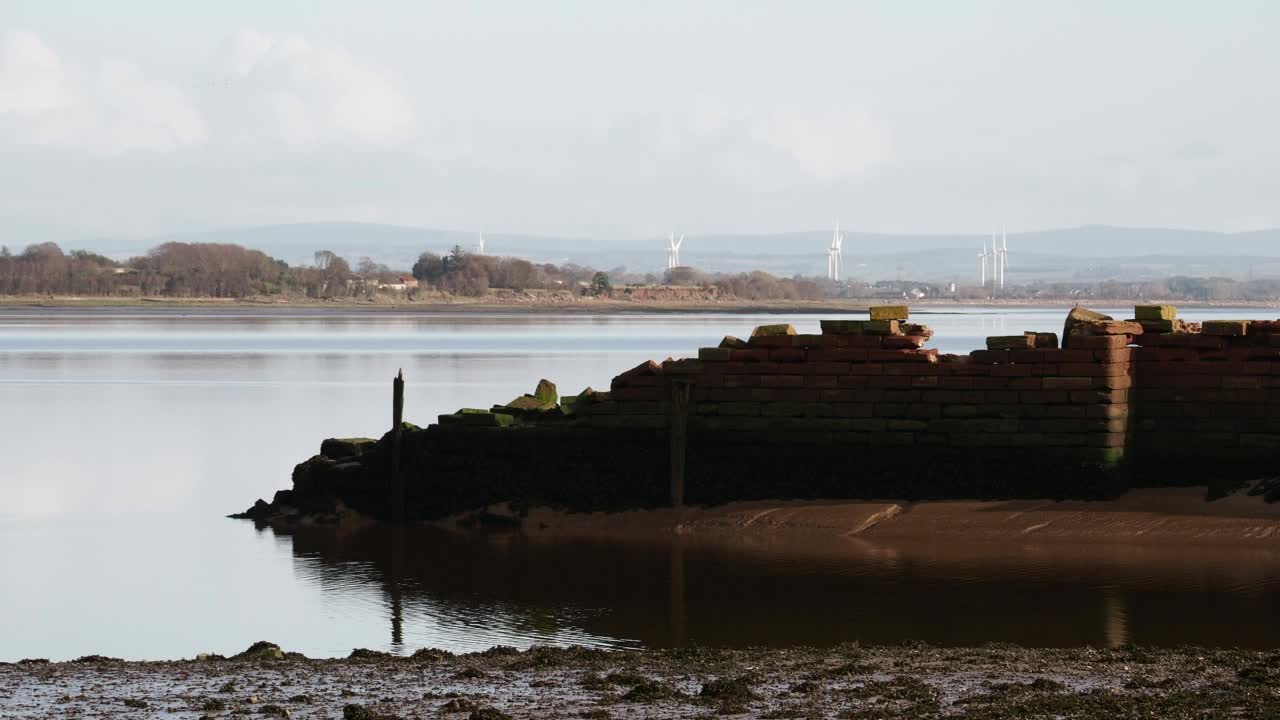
[987,335,1035,350]
[506,395,547,411]
[1203,320,1249,336]
[699,347,733,362]
[869,305,909,321]
[1135,304,1177,321]
[751,323,796,337]
[820,319,866,335]
[532,379,558,404]
[865,319,901,336]
[1136,319,1179,334]
[718,335,749,349]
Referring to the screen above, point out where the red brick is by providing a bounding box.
[869,348,939,363]
[760,374,804,387]
[1068,335,1130,350]
[970,349,1011,364]
[769,348,806,363]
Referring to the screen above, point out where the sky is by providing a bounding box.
[1,0,1278,243]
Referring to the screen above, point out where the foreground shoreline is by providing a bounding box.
[3,295,1279,313]
[6,643,1278,719]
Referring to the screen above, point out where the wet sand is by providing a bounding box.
[469,487,1280,547]
[5,644,1278,719]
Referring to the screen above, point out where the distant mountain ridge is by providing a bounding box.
[59,222,1280,283]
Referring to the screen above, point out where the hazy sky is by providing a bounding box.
[2,0,1277,242]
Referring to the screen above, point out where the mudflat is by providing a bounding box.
[5,644,1278,719]
[475,487,1280,546]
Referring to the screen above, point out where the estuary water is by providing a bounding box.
[2,305,1279,660]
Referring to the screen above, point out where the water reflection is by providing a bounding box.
[271,523,1280,651]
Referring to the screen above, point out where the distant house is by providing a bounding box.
[378,275,419,292]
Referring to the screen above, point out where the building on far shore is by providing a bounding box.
[378,276,419,292]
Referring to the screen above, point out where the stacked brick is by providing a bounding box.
[1130,310,1280,458]
[512,304,1280,479]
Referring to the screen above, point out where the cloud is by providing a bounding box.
[226,29,415,146]
[0,30,205,154]
[745,105,893,181]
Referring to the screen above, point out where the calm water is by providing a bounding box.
[2,305,1279,660]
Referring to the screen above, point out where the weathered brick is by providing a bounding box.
[987,335,1035,350]
[882,335,927,350]
[698,347,733,362]
[1203,320,1249,336]
[1135,304,1177,321]
[751,323,796,337]
[869,305,910,321]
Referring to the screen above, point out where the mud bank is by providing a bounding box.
[484,487,1280,546]
[5,644,1278,719]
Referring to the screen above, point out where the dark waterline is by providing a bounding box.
[2,307,1278,660]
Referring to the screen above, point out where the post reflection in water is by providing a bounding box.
[270,522,1280,652]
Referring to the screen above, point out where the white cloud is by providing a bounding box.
[745,105,893,181]
[0,30,67,115]
[227,29,415,146]
[0,30,205,154]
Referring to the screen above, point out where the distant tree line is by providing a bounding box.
[6,240,1280,302]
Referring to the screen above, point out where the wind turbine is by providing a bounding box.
[827,222,844,281]
[999,226,1009,288]
[476,232,486,256]
[666,232,684,270]
[978,240,990,289]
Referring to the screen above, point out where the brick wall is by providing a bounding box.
[295,312,1280,520]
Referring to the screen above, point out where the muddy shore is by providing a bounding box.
[441,487,1280,547]
[5,643,1278,719]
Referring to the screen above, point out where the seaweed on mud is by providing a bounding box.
[122,698,148,708]
[287,694,312,703]
[348,648,395,661]
[467,709,513,720]
[201,698,228,711]
[259,704,289,718]
[699,674,761,701]
[838,676,942,718]
[410,648,454,663]
[577,710,611,720]
[342,705,403,720]
[789,680,819,694]
[74,654,122,663]
[506,645,612,670]
[440,698,481,713]
[621,680,680,702]
[818,660,876,678]
[453,667,488,680]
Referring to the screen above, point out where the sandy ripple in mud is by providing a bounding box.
[3,644,1279,719]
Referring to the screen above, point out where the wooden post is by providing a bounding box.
[390,369,405,524]
[668,380,692,508]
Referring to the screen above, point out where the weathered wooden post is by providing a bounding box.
[391,369,405,523]
[668,379,692,508]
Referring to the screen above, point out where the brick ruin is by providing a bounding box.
[267,305,1280,523]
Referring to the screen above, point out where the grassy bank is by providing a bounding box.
[5,643,1278,719]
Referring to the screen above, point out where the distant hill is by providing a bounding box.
[65,222,1280,283]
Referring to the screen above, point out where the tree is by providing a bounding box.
[412,252,446,284]
[314,250,339,271]
[589,271,612,296]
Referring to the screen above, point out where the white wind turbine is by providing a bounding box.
[978,240,990,289]
[827,222,844,281]
[666,232,684,270]
[476,232,486,256]
[998,226,1009,288]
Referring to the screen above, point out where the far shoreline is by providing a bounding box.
[3,294,1279,314]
